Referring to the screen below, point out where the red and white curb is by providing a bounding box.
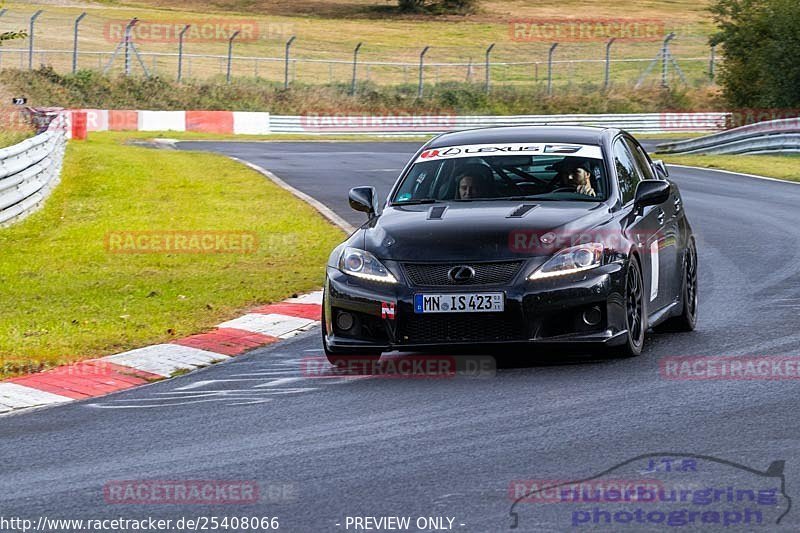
[0,290,323,415]
[72,109,271,135]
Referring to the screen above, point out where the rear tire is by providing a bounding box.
[618,258,646,357]
[653,239,698,333]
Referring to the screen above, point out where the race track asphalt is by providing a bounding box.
[1,140,799,532]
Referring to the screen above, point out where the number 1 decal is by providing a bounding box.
[650,241,659,302]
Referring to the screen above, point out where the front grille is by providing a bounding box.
[402,261,523,286]
[399,313,525,343]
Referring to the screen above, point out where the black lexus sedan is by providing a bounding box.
[322,126,698,363]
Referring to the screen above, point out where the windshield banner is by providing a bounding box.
[415,143,603,163]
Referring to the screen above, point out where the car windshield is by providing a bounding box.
[391,142,608,204]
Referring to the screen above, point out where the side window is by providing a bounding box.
[394,161,441,200]
[612,139,642,205]
[624,137,655,180]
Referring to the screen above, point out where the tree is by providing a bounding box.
[0,2,27,46]
[398,0,478,14]
[0,30,27,45]
[710,0,800,108]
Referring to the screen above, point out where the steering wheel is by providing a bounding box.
[550,186,577,193]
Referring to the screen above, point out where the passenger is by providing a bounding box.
[554,159,597,197]
[455,164,494,200]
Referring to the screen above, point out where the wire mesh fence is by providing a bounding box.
[0,7,719,91]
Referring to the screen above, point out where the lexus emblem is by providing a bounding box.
[448,265,476,283]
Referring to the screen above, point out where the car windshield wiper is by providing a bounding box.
[391,198,441,205]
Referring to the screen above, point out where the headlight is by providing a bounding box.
[528,243,604,280]
[339,247,397,283]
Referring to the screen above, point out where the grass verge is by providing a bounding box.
[2,67,722,115]
[0,130,31,149]
[0,131,345,379]
[661,154,800,183]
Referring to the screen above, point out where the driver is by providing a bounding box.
[554,158,597,197]
[455,164,494,200]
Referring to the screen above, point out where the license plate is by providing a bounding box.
[414,293,504,314]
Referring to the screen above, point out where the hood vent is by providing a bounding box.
[507,204,538,218]
[427,205,448,220]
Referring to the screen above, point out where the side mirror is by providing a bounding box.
[349,186,378,218]
[651,159,669,178]
[634,180,670,212]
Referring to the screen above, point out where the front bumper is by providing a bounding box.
[323,262,628,352]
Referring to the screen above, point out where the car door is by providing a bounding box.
[624,136,681,310]
[611,137,670,313]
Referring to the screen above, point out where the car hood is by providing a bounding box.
[363,201,612,261]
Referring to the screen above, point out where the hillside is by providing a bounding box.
[1,0,721,111]
[96,0,713,25]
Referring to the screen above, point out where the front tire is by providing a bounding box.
[619,257,646,357]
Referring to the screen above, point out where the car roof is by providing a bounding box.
[426,125,618,148]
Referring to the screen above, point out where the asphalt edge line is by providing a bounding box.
[667,164,800,186]
[226,155,357,234]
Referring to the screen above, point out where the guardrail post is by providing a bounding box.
[177,24,190,83]
[604,38,615,90]
[226,30,240,84]
[709,44,716,81]
[284,35,296,89]
[661,32,676,89]
[547,42,558,96]
[72,12,86,73]
[484,43,495,94]
[28,10,43,70]
[418,45,430,99]
[350,42,362,96]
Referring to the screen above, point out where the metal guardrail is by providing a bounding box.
[0,113,68,226]
[656,117,800,154]
[270,112,729,135]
